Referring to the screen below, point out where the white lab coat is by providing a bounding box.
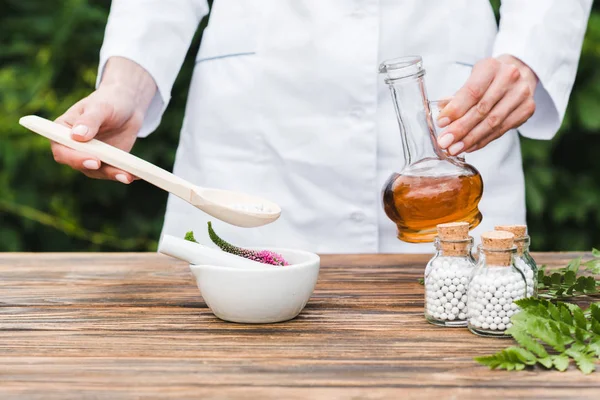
[98,0,591,254]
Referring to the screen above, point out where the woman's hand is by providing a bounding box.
[436,54,538,155]
[52,57,156,183]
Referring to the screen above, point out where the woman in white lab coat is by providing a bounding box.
[51,1,591,253]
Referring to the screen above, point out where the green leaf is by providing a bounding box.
[514,363,526,371]
[575,327,587,343]
[551,273,563,286]
[560,322,573,337]
[527,319,567,352]
[583,259,600,274]
[417,278,424,285]
[575,277,588,292]
[474,298,599,375]
[570,342,588,353]
[554,320,575,347]
[584,277,597,292]
[591,303,600,322]
[510,347,538,365]
[184,231,198,243]
[573,307,588,330]
[560,304,574,326]
[565,349,597,374]
[515,298,546,310]
[565,302,582,315]
[538,264,547,274]
[475,347,534,371]
[474,354,502,370]
[589,338,600,357]
[537,269,546,286]
[563,270,577,286]
[552,355,570,372]
[509,311,529,327]
[592,248,600,257]
[591,319,600,336]
[566,256,582,273]
[537,357,554,369]
[548,302,561,321]
[507,327,548,358]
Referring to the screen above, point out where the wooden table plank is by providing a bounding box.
[0,252,597,399]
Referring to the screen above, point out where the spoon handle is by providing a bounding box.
[19,115,200,205]
[158,235,271,269]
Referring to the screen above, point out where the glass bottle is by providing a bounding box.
[379,56,484,243]
[424,222,476,327]
[495,225,538,297]
[467,231,527,337]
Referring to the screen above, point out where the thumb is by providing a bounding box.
[71,103,113,142]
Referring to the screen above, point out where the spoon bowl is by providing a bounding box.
[193,187,281,228]
[19,115,281,228]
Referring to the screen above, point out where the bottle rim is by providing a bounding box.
[434,236,474,244]
[513,235,531,244]
[477,244,518,253]
[379,55,425,81]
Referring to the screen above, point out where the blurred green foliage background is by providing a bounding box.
[1,0,599,252]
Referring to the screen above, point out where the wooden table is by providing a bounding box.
[0,252,598,399]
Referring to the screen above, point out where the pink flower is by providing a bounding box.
[184,222,289,266]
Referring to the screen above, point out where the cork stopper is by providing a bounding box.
[495,225,527,254]
[481,231,515,266]
[437,222,470,256]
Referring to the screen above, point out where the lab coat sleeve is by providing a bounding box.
[492,0,592,140]
[96,0,209,137]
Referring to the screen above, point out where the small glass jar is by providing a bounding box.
[495,226,538,298]
[514,236,538,297]
[467,245,527,337]
[424,236,476,327]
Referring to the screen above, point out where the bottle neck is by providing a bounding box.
[478,246,516,267]
[514,236,531,256]
[435,237,473,257]
[380,56,442,167]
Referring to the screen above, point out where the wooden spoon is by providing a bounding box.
[19,115,281,228]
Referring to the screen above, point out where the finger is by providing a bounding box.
[464,99,536,153]
[80,169,110,180]
[52,143,138,183]
[437,58,500,127]
[447,98,519,156]
[50,142,102,172]
[437,63,520,149]
[439,96,453,107]
[447,81,534,155]
[55,102,85,128]
[76,165,137,183]
[435,96,453,109]
[71,102,114,142]
[100,164,137,184]
[92,126,139,183]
